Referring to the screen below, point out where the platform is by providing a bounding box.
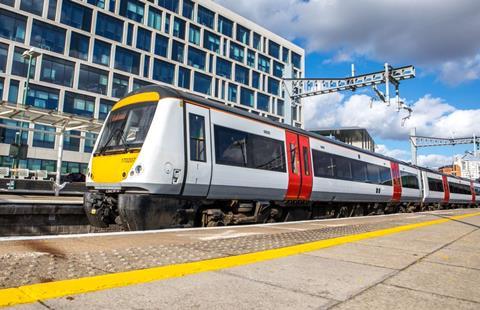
[1,208,480,309]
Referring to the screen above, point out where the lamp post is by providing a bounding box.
[13,48,41,169]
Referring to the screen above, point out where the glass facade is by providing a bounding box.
[0,0,303,171]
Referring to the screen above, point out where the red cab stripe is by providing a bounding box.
[442,176,450,203]
[298,135,313,200]
[470,181,476,203]
[285,131,301,200]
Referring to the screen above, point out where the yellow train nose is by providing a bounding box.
[91,152,139,183]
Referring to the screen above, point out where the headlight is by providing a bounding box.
[135,165,143,174]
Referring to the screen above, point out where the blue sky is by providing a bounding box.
[218,0,480,168]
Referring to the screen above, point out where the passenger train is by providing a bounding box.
[84,85,480,230]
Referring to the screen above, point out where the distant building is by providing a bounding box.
[438,164,461,177]
[310,127,375,152]
[454,155,480,180]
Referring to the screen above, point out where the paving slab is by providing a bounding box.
[221,254,395,301]
[38,270,333,310]
[385,261,480,303]
[305,242,422,270]
[333,283,480,310]
[425,246,480,270]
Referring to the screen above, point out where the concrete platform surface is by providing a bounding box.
[1,208,480,309]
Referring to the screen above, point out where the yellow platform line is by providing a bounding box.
[1,211,479,307]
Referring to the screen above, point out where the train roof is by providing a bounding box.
[123,85,478,184]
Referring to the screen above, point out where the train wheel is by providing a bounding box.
[336,206,349,218]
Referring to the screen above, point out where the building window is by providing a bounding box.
[112,73,129,98]
[189,24,200,45]
[136,27,151,52]
[79,65,108,95]
[193,72,211,95]
[26,84,59,110]
[0,119,28,144]
[61,0,92,31]
[177,66,190,89]
[99,98,114,120]
[69,32,90,60]
[292,52,301,69]
[87,0,105,9]
[96,12,123,42]
[235,64,249,85]
[0,78,3,98]
[47,0,57,20]
[119,0,144,23]
[93,39,111,66]
[252,71,260,89]
[218,16,233,38]
[204,30,220,54]
[188,47,206,70]
[258,55,271,73]
[41,55,74,87]
[257,93,270,112]
[114,46,140,74]
[0,44,6,74]
[253,33,261,50]
[147,7,162,30]
[230,42,244,63]
[268,40,280,59]
[277,100,284,116]
[282,47,289,63]
[240,87,254,107]
[33,125,56,149]
[0,10,26,43]
[8,80,19,103]
[143,55,150,78]
[268,78,280,96]
[20,0,44,16]
[228,83,237,103]
[11,47,36,78]
[182,0,194,20]
[63,91,95,117]
[154,34,169,57]
[84,132,97,153]
[0,0,15,6]
[171,40,184,63]
[164,13,170,34]
[216,58,232,79]
[236,25,250,45]
[31,20,66,53]
[197,5,214,29]
[247,50,256,68]
[152,59,174,84]
[63,130,81,152]
[126,23,133,45]
[273,61,284,78]
[158,0,178,13]
[173,17,186,40]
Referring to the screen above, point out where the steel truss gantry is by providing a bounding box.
[282,63,416,126]
[410,128,480,165]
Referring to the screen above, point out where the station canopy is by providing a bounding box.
[0,100,104,134]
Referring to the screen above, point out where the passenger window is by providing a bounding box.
[189,113,206,162]
[303,146,310,176]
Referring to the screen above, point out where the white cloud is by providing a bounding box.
[417,154,454,169]
[303,93,480,141]
[217,0,480,84]
[375,144,409,161]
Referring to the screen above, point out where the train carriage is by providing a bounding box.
[84,85,478,230]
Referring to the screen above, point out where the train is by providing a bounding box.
[84,85,480,230]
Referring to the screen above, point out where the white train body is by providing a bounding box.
[84,86,479,230]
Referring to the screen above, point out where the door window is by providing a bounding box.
[189,113,206,162]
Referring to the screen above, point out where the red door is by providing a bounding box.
[285,131,313,200]
[390,162,402,202]
[442,176,450,203]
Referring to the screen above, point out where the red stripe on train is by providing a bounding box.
[285,131,301,200]
[442,175,450,203]
[470,181,476,203]
[390,162,402,202]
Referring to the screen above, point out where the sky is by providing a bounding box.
[216,0,480,168]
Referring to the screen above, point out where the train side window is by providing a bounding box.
[351,160,367,182]
[302,146,310,176]
[189,113,206,162]
[250,134,286,172]
[366,164,380,184]
[334,155,352,180]
[312,150,334,177]
[379,167,392,186]
[401,171,419,189]
[214,125,248,167]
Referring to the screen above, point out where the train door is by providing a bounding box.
[442,176,450,203]
[182,103,212,197]
[285,131,312,200]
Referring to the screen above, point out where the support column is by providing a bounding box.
[55,129,64,196]
[283,64,294,126]
[410,127,417,165]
